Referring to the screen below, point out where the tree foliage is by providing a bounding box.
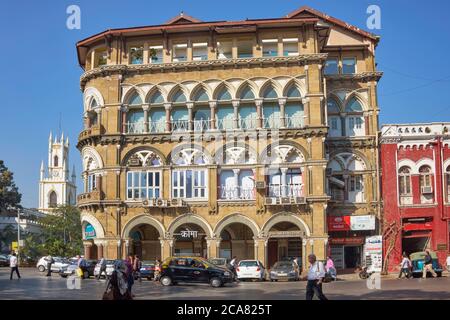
[0,160,22,211]
[38,205,83,257]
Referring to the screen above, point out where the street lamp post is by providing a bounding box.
[16,207,21,265]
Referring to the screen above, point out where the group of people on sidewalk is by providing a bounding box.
[398,250,448,279]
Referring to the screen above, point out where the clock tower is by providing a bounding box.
[38,132,77,213]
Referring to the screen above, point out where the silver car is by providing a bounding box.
[36,257,70,273]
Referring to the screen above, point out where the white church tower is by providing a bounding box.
[38,132,77,213]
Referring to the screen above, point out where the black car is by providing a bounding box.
[139,260,156,280]
[160,256,234,288]
[0,255,9,267]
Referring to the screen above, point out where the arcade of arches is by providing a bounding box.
[80,212,325,270]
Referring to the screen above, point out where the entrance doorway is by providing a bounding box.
[173,223,207,258]
[218,223,255,261]
[129,224,161,260]
[267,222,303,269]
[344,246,362,268]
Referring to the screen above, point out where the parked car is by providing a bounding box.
[60,259,97,278]
[159,256,233,288]
[0,255,9,267]
[134,260,156,280]
[410,251,443,278]
[269,260,299,281]
[236,260,266,281]
[36,257,70,273]
[208,258,230,269]
[93,259,116,279]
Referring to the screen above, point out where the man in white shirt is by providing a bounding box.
[9,252,21,280]
[303,254,327,300]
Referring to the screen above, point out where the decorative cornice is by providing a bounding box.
[80,54,328,89]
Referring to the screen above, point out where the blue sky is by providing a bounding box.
[1,0,449,208]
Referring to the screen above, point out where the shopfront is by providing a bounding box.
[328,215,377,270]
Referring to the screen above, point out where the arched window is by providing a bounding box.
[262,85,278,99]
[419,165,434,204]
[171,147,208,200]
[286,85,301,98]
[216,87,231,101]
[398,166,412,205]
[193,88,209,102]
[53,155,59,167]
[126,110,145,134]
[345,98,365,137]
[327,99,341,137]
[171,89,187,103]
[239,85,255,100]
[149,90,164,104]
[49,191,57,208]
[126,150,162,200]
[128,92,142,106]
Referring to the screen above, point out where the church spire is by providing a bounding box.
[40,161,45,180]
[71,165,76,183]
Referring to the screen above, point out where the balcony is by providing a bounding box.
[267,184,303,198]
[126,122,145,134]
[285,116,304,129]
[220,186,255,201]
[78,124,104,143]
[194,119,211,132]
[77,190,104,206]
[171,120,190,132]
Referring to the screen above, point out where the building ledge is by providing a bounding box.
[80,54,328,89]
[324,71,383,82]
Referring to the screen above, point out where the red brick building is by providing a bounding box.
[380,123,450,271]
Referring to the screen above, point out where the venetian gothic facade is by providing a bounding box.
[76,6,381,270]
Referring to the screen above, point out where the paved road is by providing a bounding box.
[1,267,450,300]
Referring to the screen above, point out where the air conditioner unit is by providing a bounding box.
[295,197,306,204]
[421,186,433,194]
[256,181,266,189]
[265,198,277,205]
[281,197,291,204]
[155,198,168,207]
[171,198,187,207]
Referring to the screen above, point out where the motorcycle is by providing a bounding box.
[358,266,375,279]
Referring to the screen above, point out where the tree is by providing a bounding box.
[0,224,17,252]
[0,160,22,211]
[39,205,83,257]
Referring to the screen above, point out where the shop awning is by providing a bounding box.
[403,222,432,232]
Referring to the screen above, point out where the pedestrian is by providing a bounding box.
[154,259,161,281]
[303,254,328,300]
[230,256,238,277]
[125,255,135,296]
[77,255,88,278]
[398,252,412,279]
[133,254,142,282]
[9,252,21,280]
[97,256,107,280]
[45,254,55,277]
[103,260,131,300]
[422,250,437,278]
[325,256,337,281]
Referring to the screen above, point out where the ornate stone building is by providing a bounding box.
[75,6,381,269]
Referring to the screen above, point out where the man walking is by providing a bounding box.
[97,257,107,280]
[398,252,411,279]
[133,255,142,283]
[422,250,437,278]
[230,256,238,278]
[9,252,21,280]
[45,254,54,277]
[303,254,328,300]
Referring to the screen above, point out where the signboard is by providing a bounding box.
[328,216,351,231]
[328,215,376,231]
[364,235,383,273]
[329,237,365,245]
[84,223,96,239]
[350,215,376,231]
[11,241,18,251]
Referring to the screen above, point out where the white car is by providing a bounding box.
[94,259,116,278]
[36,257,70,273]
[236,260,266,281]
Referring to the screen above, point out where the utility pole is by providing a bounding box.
[16,207,21,265]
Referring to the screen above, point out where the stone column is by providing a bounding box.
[280,167,288,197]
[187,102,194,131]
[278,98,287,128]
[209,101,217,130]
[206,238,220,259]
[341,113,347,136]
[143,104,150,133]
[233,169,240,199]
[83,241,93,259]
[120,105,128,134]
[255,99,263,128]
[116,239,122,260]
[95,241,104,259]
[302,98,310,127]
[232,100,240,129]
[95,108,102,128]
[254,237,268,267]
[343,174,349,202]
[160,238,173,260]
[164,103,172,132]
